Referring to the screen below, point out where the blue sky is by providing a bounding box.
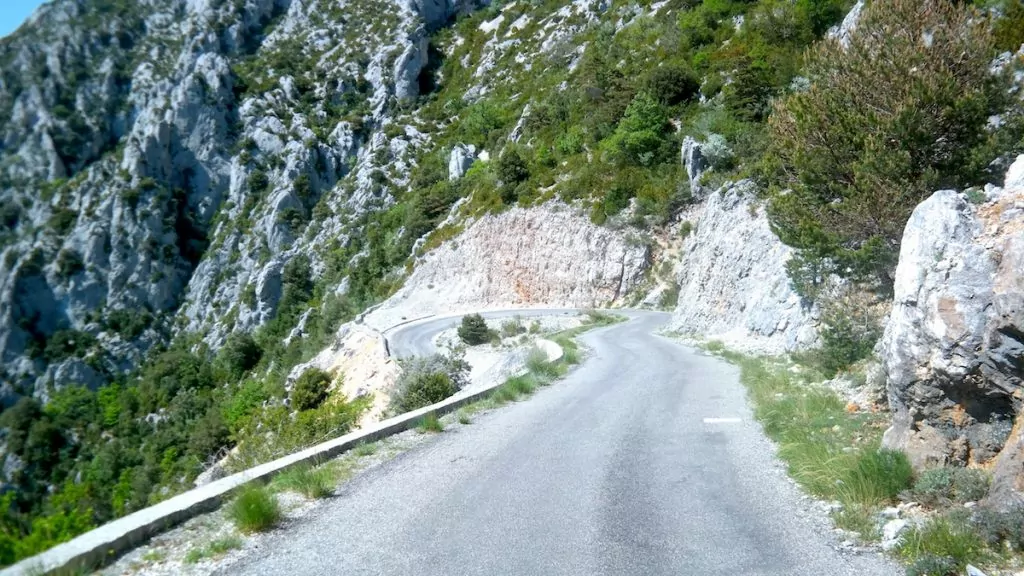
[0,1,46,38]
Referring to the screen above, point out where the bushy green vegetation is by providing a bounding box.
[765,0,1024,292]
[390,353,469,414]
[290,368,332,412]
[457,314,492,345]
[910,468,991,507]
[5,0,1024,566]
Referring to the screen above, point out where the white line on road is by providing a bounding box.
[703,417,742,424]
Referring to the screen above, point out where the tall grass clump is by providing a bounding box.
[526,347,558,380]
[897,514,987,571]
[273,464,334,499]
[417,412,443,433]
[228,485,281,533]
[731,355,910,512]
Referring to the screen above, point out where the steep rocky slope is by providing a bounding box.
[4,0,1021,565]
[0,0,475,399]
[667,179,816,354]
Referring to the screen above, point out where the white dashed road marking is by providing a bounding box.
[703,417,742,424]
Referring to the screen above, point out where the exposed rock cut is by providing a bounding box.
[448,143,477,180]
[365,201,649,330]
[668,180,817,354]
[290,323,402,425]
[880,156,1024,509]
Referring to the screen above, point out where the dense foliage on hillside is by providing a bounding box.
[0,0,1021,566]
[765,0,1024,296]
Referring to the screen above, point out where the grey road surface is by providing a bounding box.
[218,311,900,576]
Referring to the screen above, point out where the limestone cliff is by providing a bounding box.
[880,156,1024,507]
[668,180,817,354]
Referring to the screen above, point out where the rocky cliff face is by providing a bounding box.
[364,201,649,330]
[668,180,817,355]
[880,155,1024,507]
[0,0,487,400]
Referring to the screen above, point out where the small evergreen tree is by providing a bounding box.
[458,314,491,345]
[291,368,332,411]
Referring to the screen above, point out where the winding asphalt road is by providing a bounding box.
[384,308,580,357]
[217,311,900,576]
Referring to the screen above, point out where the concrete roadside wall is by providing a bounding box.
[0,342,559,576]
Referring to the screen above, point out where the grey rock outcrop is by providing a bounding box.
[680,136,707,195]
[448,144,477,180]
[827,0,864,47]
[880,156,1024,498]
[0,0,478,398]
[668,181,817,354]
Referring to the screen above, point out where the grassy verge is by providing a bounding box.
[709,349,902,512]
[701,343,1024,575]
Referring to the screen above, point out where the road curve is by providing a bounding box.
[217,311,900,576]
[384,308,581,358]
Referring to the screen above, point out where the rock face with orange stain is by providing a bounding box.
[880,155,1024,509]
[364,201,649,329]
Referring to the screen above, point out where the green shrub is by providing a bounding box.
[496,148,529,187]
[56,249,84,279]
[659,283,680,309]
[390,353,469,414]
[951,468,990,503]
[291,368,332,411]
[606,92,671,167]
[106,308,153,339]
[679,220,694,239]
[48,208,77,235]
[971,505,1024,551]
[912,467,990,506]
[394,372,454,413]
[766,0,1018,289]
[905,555,959,576]
[43,329,96,362]
[458,314,491,345]
[218,333,263,379]
[228,485,281,533]
[643,64,700,107]
[500,317,525,338]
[993,0,1024,52]
[795,293,882,376]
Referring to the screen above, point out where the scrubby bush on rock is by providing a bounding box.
[766,0,1021,290]
[390,353,470,414]
[291,368,332,411]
